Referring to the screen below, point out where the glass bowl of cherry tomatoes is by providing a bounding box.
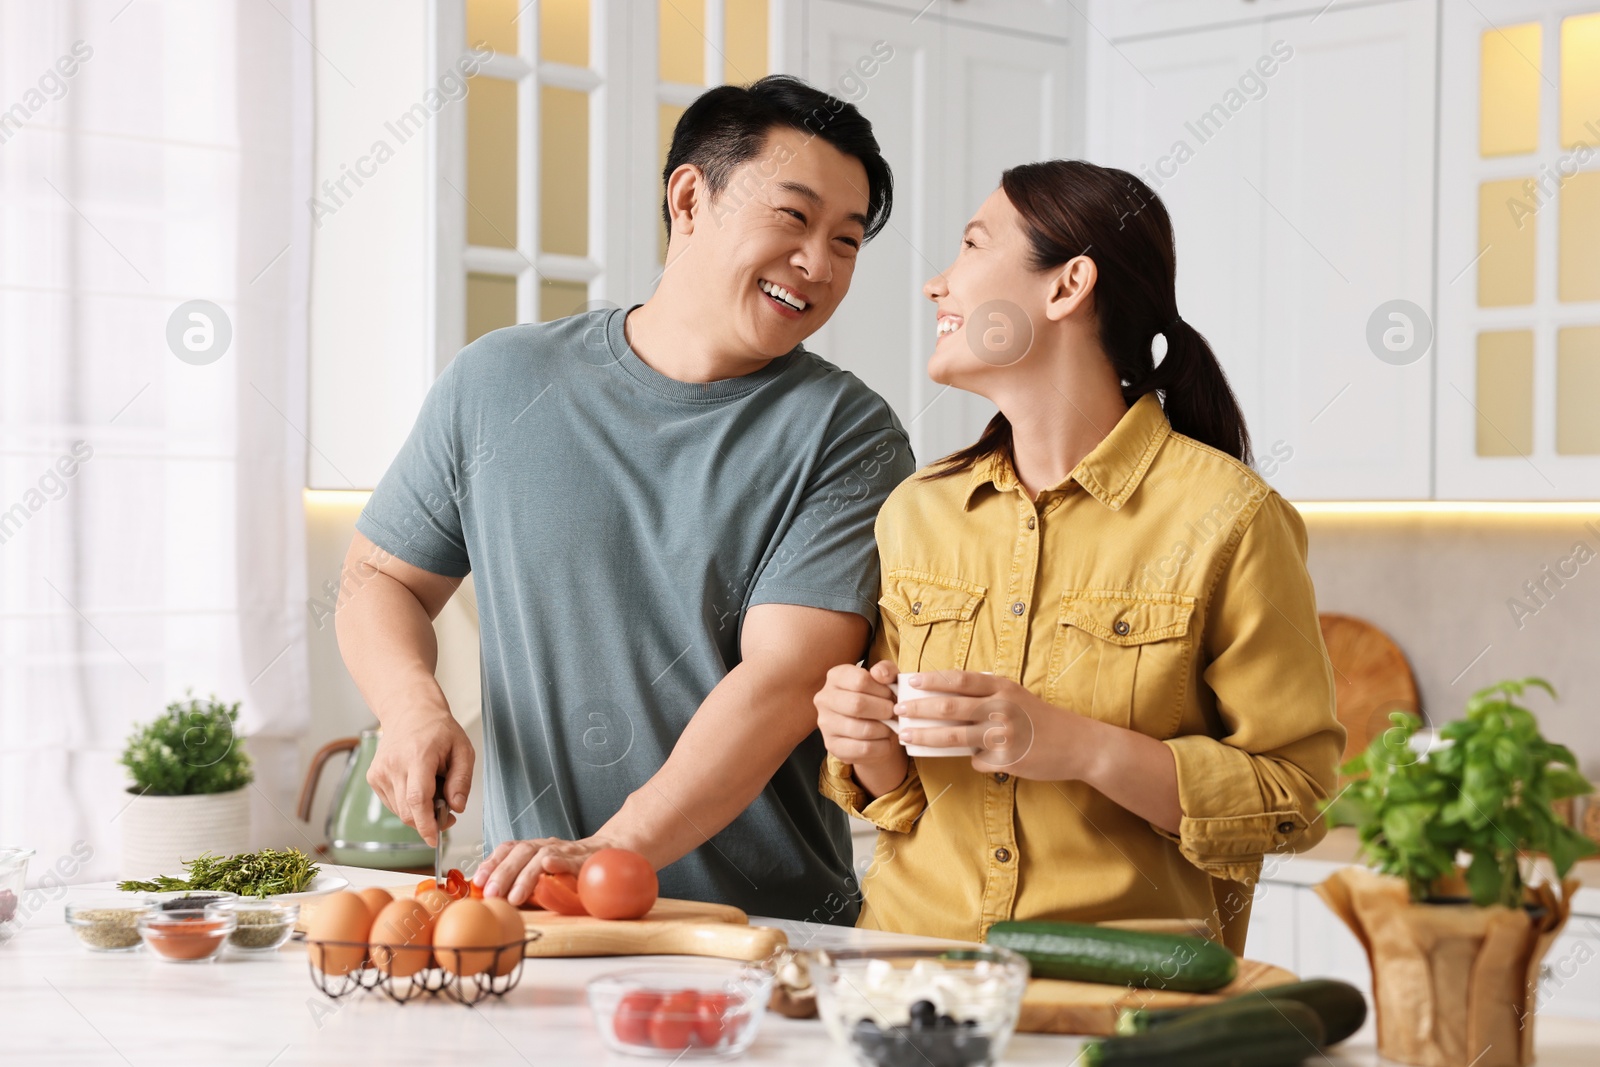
[587,962,773,1058]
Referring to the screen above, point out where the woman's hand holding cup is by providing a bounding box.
[815,659,909,799]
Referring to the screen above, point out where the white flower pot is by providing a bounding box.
[119,787,251,880]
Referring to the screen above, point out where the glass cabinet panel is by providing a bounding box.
[1557,326,1600,454]
[660,0,705,84]
[1475,330,1535,456]
[541,0,589,67]
[1478,178,1536,307]
[467,76,519,248]
[540,86,589,257]
[1480,23,1541,157]
[1561,13,1600,148]
[467,273,518,343]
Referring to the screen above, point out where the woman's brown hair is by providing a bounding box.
[924,160,1252,478]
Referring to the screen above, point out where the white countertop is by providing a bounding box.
[6,865,1598,1066]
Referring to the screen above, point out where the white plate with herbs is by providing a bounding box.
[267,872,349,902]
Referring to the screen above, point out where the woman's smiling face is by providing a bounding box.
[923,188,1051,386]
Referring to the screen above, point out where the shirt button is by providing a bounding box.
[994,772,1009,783]
[994,847,1011,863]
[1011,601,1025,616]
[1026,516,1036,529]
[1113,619,1131,636]
[911,601,922,615]
[1277,820,1296,833]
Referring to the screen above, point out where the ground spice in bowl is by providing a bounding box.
[66,905,149,951]
[137,903,236,962]
[227,901,297,952]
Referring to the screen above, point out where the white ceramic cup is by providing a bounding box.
[885,673,989,757]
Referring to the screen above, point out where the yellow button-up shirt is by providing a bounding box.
[820,393,1344,954]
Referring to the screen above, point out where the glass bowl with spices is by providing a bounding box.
[65,891,153,952]
[137,900,237,962]
[143,889,239,912]
[223,899,298,955]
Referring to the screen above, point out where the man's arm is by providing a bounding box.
[476,602,869,903]
[334,530,472,846]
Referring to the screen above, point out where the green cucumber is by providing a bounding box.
[1115,978,1367,1046]
[983,921,1238,993]
[1084,999,1326,1067]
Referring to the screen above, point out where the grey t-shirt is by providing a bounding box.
[356,305,914,923]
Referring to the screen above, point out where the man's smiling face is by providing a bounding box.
[665,125,871,360]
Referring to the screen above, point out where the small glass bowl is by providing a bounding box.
[809,946,1030,1067]
[587,962,773,1059]
[142,889,240,913]
[137,901,237,963]
[222,899,299,955]
[64,891,153,952]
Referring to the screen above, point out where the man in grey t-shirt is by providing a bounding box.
[336,75,913,923]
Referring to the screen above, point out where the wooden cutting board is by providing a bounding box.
[1017,958,1299,1035]
[297,885,786,962]
[1319,612,1420,766]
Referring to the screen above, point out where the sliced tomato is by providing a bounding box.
[649,991,700,1050]
[613,991,663,1046]
[531,871,587,915]
[415,869,472,902]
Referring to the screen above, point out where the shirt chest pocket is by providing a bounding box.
[880,570,986,674]
[1044,590,1196,739]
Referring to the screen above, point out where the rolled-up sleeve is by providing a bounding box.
[817,565,930,832]
[1154,492,1345,883]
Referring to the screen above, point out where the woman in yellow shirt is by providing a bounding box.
[815,160,1344,955]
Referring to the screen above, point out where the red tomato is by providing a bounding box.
[613,991,662,1046]
[693,992,734,1047]
[577,848,659,920]
[649,991,700,1050]
[531,871,587,915]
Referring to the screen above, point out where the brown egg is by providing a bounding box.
[305,891,371,976]
[369,898,436,977]
[480,897,528,977]
[357,886,394,920]
[414,887,452,920]
[432,900,500,977]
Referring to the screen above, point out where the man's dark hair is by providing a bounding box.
[660,74,893,243]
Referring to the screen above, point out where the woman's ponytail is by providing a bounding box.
[1138,316,1251,464]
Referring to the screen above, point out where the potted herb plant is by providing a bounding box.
[119,694,254,880]
[1316,677,1596,1067]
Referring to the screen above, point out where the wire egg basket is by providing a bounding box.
[305,933,542,1006]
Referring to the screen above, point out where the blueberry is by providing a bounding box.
[909,1000,938,1028]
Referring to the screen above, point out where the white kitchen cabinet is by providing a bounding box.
[1538,923,1600,1021]
[1092,0,1379,41]
[1088,1,1437,499]
[835,0,1072,39]
[804,1,1079,467]
[1242,876,1300,973]
[1434,0,1600,499]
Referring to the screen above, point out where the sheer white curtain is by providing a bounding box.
[0,0,313,884]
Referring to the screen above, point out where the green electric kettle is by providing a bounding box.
[296,727,439,868]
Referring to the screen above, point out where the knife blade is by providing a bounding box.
[433,773,448,889]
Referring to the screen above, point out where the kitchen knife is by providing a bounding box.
[433,773,447,889]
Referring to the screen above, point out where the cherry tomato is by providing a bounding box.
[577,848,659,920]
[649,991,700,1050]
[613,991,663,1047]
[693,992,734,1047]
[532,871,587,915]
